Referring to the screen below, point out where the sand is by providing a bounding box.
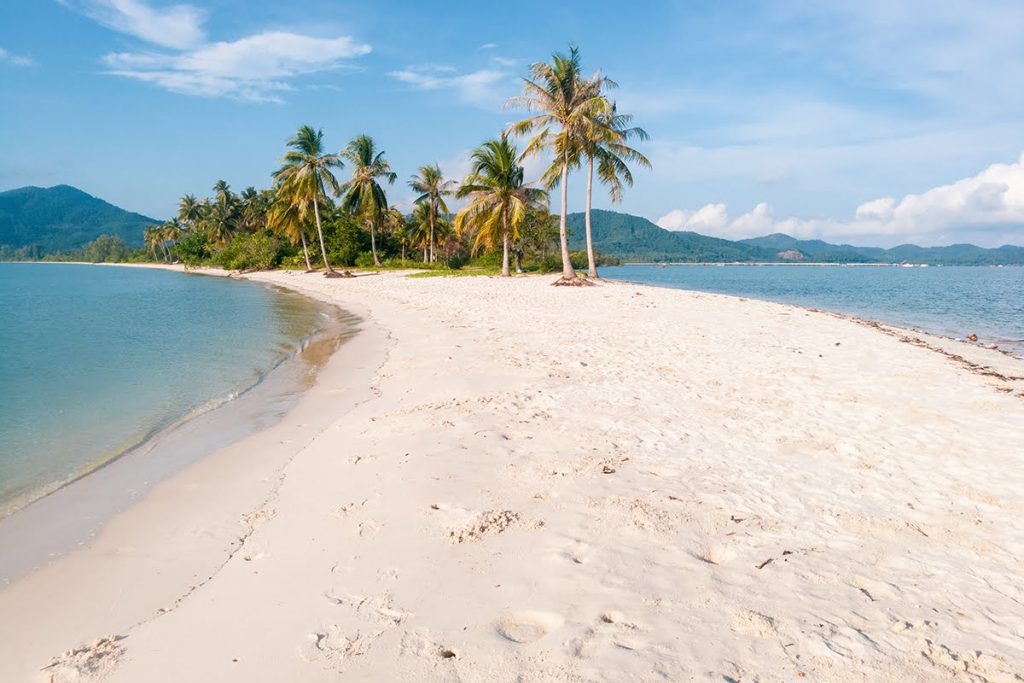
[1,268,1023,682]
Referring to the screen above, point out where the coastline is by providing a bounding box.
[1,269,1022,681]
[0,263,360,580]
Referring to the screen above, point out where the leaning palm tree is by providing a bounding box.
[506,45,610,285]
[268,196,314,271]
[455,135,547,277]
[273,125,344,275]
[143,225,163,261]
[580,101,650,277]
[409,164,456,263]
[339,134,396,267]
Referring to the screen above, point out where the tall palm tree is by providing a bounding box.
[409,164,455,263]
[339,134,396,267]
[580,101,650,278]
[268,196,313,271]
[177,194,203,228]
[213,179,234,208]
[411,201,452,262]
[455,135,547,277]
[506,45,609,284]
[202,200,236,246]
[161,219,182,261]
[273,125,344,275]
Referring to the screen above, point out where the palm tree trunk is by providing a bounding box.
[585,156,598,278]
[429,204,436,263]
[369,219,381,266]
[401,242,406,261]
[161,242,170,263]
[501,211,511,277]
[515,247,523,274]
[300,230,312,271]
[313,200,333,273]
[558,160,576,280]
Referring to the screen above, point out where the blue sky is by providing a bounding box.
[2,0,1023,246]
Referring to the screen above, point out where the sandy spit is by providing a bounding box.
[1,267,1023,682]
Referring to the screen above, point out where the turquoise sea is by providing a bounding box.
[602,264,1024,356]
[0,264,332,516]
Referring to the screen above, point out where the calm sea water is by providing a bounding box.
[0,264,327,515]
[602,265,1024,355]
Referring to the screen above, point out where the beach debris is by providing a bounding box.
[602,465,616,474]
[968,333,979,342]
[756,558,774,570]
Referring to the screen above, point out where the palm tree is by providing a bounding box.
[580,101,650,278]
[213,180,234,208]
[339,134,396,267]
[161,219,182,261]
[382,205,408,261]
[177,194,203,228]
[273,125,344,275]
[144,225,163,261]
[506,45,609,285]
[202,200,236,246]
[409,165,456,263]
[268,196,314,271]
[455,135,547,277]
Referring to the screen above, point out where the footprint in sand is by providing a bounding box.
[494,611,564,644]
[570,611,648,657]
[729,609,778,638]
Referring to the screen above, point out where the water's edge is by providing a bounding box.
[0,266,361,583]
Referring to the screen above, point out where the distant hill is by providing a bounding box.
[567,209,775,262]
[0,185,158,253]
[566,210,1024,265]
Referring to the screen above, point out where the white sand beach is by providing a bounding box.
[1,268,1023,682]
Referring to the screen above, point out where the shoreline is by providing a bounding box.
[1,268,1022,681]
[0,264,360,582]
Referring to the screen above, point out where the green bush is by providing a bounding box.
[322,216,367,266]
[83,235,130,263]
[173,230,212,266]
[354,251,377,268]
[213,231,283,271]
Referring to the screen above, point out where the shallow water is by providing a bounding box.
[0,264,330,515]
[601,264,1024,356]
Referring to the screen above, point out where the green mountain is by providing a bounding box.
[567,209,1024,265]
[567,209,775,262]
[0,185,159,253]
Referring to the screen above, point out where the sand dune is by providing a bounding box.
[2,268,1023,682]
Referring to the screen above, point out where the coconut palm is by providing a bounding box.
[455,135,547,277]
[506,45,610,284]
[201,200,236,246]
[213,180,234,208]
[273,125,344,275]
[409,164,456,263]
[339,134,396,267]
[143,224,164,261]
[580,101,650,277]
[410,201,452,262]
[177,194,203,228]
[239,186,268,232]
[382,205,409,260]
[268,196,314,271]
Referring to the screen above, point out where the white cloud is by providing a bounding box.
[479,43,497,49]
[69,0,206,49]
[104,33,370,102]
[0,47,35,67]
[65,0,370,101]
[656,152,1024,246]
[388,66,511,106]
